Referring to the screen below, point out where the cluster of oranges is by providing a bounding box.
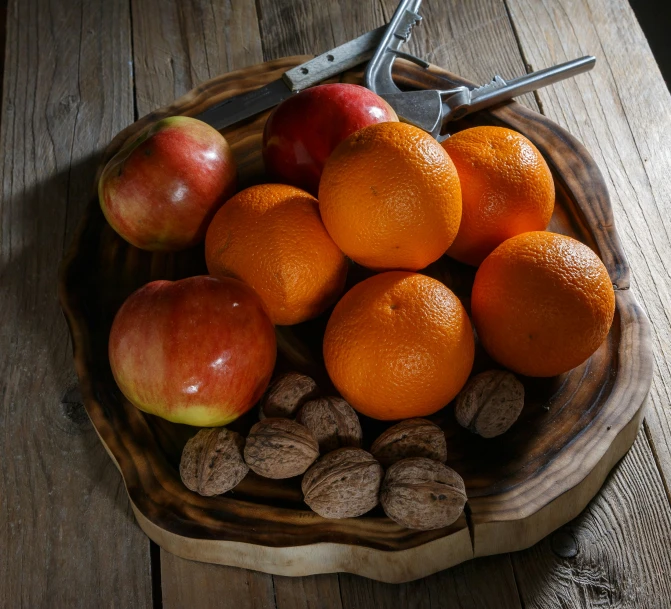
[205,122,615,421]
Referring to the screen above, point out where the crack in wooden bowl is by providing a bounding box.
[58,57,653,583]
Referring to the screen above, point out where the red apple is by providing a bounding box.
[262,83,398,194]
[109,275,276,426]
[99,116,237,251]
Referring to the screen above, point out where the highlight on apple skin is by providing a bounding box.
[108,275,277,427]
[99,116,237,252]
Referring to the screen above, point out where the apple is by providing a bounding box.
[109,275,276,426]
[262,83,398,194]
[99,116,237,251]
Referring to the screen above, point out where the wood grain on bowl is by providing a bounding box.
[58,57,652,583]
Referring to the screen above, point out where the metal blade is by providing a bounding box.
[196,27,388,130]
[195,79,293,130]
[283,25,387,92]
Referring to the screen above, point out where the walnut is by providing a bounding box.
[380,457,467,530]
[296,396,362,453]
[244,418,319,479]
[370,418,447,468]
[454,370,524,438]
[259,372,319,419]
[179,427,248,496]
[302,447,383,518]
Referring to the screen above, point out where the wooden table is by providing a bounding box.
[2,0,671,606]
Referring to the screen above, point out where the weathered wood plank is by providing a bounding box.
[0,1,7,109]
[161,554,276,609]
[504,0,671,503]
[511,432,671,608]
[256,0,385,59]
[273,574,343,609]
[128,1,276,606]
[131,0,264,118]
[339,556,523,609]
[0,0,152,607]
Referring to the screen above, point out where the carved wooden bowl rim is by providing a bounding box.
[58,57,653,580]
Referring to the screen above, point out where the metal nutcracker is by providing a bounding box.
[364,0,595,139]
[197,0,595,138]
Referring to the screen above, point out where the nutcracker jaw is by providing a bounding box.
[363,0,469,140]
[364,0,596,141]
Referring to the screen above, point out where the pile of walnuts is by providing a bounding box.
[180,369,524,530]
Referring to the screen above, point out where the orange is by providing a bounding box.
[471,231,615,377]
[319,122,462,271]
[323,272,474,420]
[442,126,555,266]
[205,184,347,326]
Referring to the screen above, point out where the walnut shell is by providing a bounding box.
[380,457,466,530]
[296,396,363,453]
[302,447,383,518]
[370,418,447,468]
[244,418,319,479]
[179,427,248,496]
[454,370,524,438]
[259,372,319,419]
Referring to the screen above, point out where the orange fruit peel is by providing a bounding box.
[472,231,615,377]
[442,126,555,266]
[324,271,475,420]
[319,122,462,271]
[205,183,348,326]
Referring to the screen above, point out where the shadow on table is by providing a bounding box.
[1,150,139,526]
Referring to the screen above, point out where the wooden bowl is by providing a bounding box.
[58,57,653,583]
